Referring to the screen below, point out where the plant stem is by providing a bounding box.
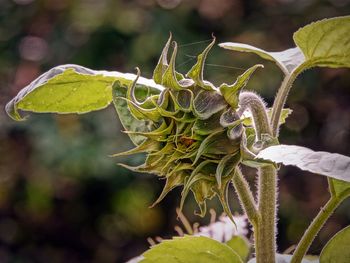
[238,92,271,139]
[232,168,261,259]
[270,75,293,137]
[238,89,276,262]
[270,66,303,137]
[290,194,347,263]
[233,168,260,226]
[257,165,277,263]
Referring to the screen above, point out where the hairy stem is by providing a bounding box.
[238,92,271,139]
[270,66,303,137]
[291,193,348,263]
[232,168,262,260]
[232,168,259,226]
[238,90,276,262]
[257,165,277,263]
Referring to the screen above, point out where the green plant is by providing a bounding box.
[5,16,350,263]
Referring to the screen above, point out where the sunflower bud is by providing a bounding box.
[113,37,261,219]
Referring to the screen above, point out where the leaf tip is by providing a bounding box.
[5,99,26,121]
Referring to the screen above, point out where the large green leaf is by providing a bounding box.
[141,235,243,263]
[220,16,350,75]
[257,145,350,183]
[320,225,350,263]
[226,235,251,262]
[5,64,164,121]
[294,16,350,69]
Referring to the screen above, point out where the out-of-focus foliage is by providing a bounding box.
[0,0,350,262]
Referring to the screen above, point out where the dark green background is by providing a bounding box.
[0,0,349,262]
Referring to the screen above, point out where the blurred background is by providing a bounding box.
[0,0,350,262]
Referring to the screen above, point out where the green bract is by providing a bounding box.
[112,36,261,218]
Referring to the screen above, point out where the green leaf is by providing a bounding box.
[257,145,350,183]
[328,178,350,199]
[226,236,251,262]
[219,43,305,75]
[320,225,350,263]
[219,64,263,108]
[220,16,350,76]
[6,64,164,121]
[276,108,292,125]
[141,235,243,263]
[294,16,350,69]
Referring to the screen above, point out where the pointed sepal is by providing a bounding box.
[110,138,161,157]
[191,179,216,217]
[215,153,240,188]
[186,37,216,91]
[194,131,240,164]
[219,64,263,109]
[162,42,194,90]
[212,175,236,225]
[150,171,188,208]
[120,69,163,122]
[180,161,217,211]
[153,33,172,84]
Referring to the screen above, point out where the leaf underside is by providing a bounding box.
[257,144,350,183]
[218,43,305,75]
